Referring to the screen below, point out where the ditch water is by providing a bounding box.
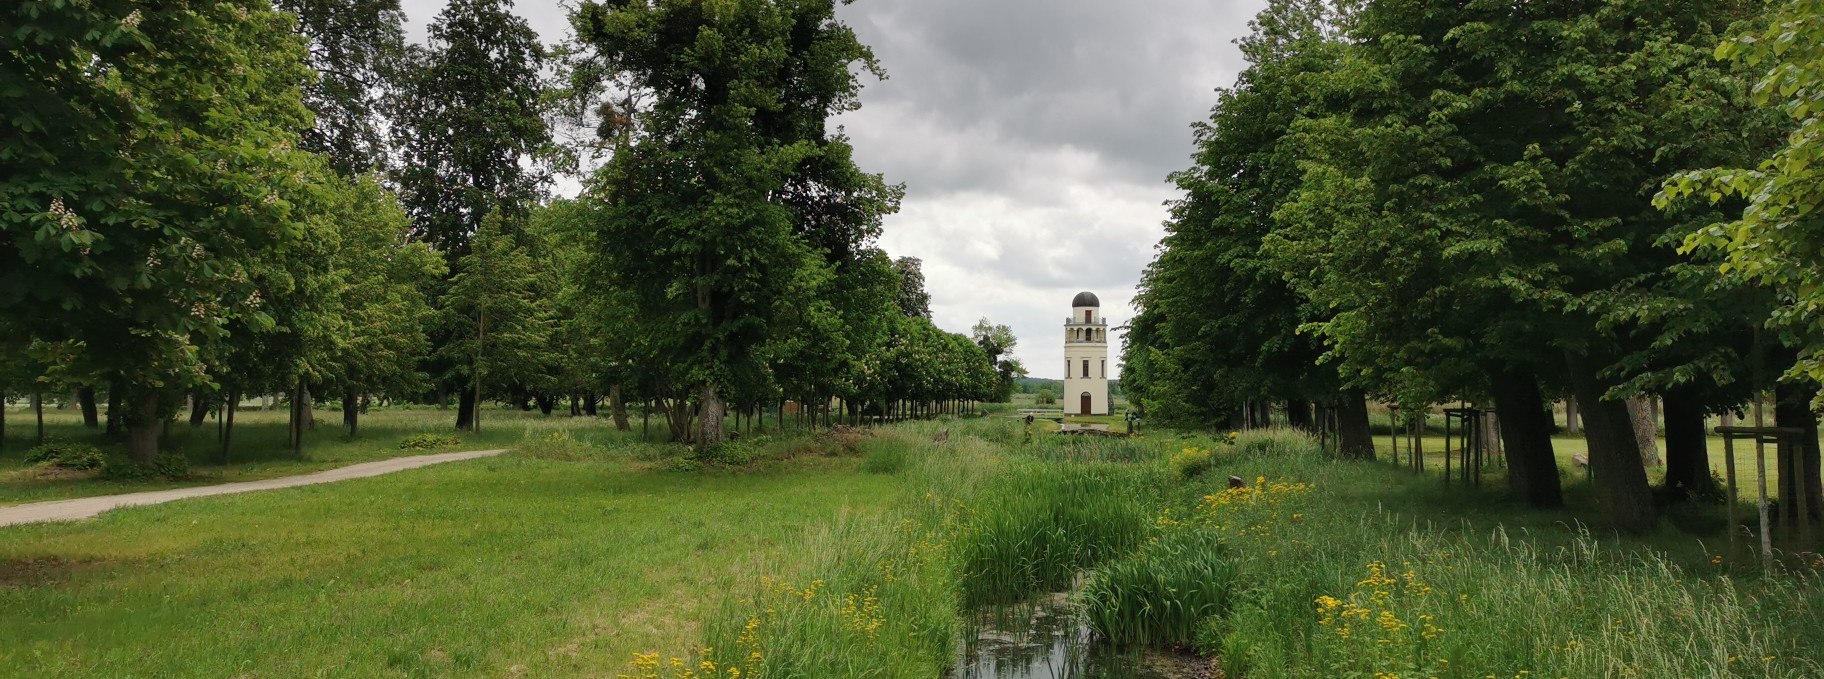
[949,592,1215,679]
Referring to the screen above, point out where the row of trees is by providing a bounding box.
[1,0,1022,460]
[1125,0,1824,533]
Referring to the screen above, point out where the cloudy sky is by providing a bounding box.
[400,0,1268,379]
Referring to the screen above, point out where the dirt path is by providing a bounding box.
[0,449,507,527]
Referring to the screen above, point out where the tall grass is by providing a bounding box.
[1185,429,1824,678]
[1079,528,1232,648]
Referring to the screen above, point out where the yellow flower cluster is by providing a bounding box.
[617,647,753,679]
[841,585,885,639]
[1315,562,1448,677]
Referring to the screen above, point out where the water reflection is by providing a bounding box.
[951,593,1193,679]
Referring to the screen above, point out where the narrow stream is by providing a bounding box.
[950,592,1214,679]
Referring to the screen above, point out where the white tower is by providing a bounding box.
[1063,291,1109,416]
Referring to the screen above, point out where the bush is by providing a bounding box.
[398,433,461,451]
[1080,528,1234,647]
[149,452,190,480]
[24,440,106,471]
[694,440,754,466]
[665,457,704,473]
[97,452,191,480]
[1169,446,1215,479]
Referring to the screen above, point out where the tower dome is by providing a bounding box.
[1071,291,1100,308]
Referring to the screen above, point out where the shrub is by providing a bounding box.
[694,440,754,466]
[398,433,461,451]
[100,455,150,480]
[665,458,704,473]
[1080,528,1234,647]
[24,440,106,471]
[1169,446,1215,479]
[149,452,190,480]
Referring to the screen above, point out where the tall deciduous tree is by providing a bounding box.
[972,318,1026,402]
[2,1,319,462]
[391,0,551,429]
[1269,0,1763,527]
[278,0,408,175]
[574,0,899,448]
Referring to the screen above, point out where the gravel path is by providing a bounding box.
[0,449,506,527]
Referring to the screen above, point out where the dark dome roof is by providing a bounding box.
[1071,291,1100,308]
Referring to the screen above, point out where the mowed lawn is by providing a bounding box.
[0,451,899,678]
[0,406,544,506]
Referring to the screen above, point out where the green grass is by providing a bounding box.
[0,424,899,678]
[0,405,570,506]
[7,412,1824,678]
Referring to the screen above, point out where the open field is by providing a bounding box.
[0,406,547,506]
[0,418,897,678]
[4,413,1823,678]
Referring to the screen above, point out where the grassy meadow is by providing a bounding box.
[4,410,1824,677]
[0,404,556,506]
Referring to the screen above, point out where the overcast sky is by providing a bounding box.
[400,0,1267,380]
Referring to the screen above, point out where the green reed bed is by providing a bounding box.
[619,428,1168,678]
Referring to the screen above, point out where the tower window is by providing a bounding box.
[1084,310,1093,323]
[1100,359,1105,378]
[1081,360,1089,378]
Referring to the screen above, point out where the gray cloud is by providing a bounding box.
[400,0,1267,379]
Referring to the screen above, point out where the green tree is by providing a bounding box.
[972,317,1027,402]
[2,1,319,462]
[1126,0,1360,442]
[1267,0,1762,528]
[574,0,898,448]
[390,0,552,429]
[892,257,933,318]
[279,0,408,175]
[1663,0,1824,390]
[441,211,555,432]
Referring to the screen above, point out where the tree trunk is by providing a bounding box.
[1564,396,1580,434]
[1660,387,1714,502]
[1286,399,1313,431]
[105,378,123,437]
[1490,366,1563,509]
[1775,382,1823,527]
[456,389,477,431]
[0,398,6,451]
[33,388,45,445]
[584,392,598,417]
[300,384,315,430]
[537,394,555,416]
[77,387,99,428]
[1565,350,1656,532]
[343,388,359,438]
[1626,396,1661,466]
[189,388,209,428]
[471,308,486,433]
[291,376,306,458]
[696,383,726,449]
[124,388,161,464]
[1336,390,1375,460]
[221,391,237,464]
[569,394,580,417]
[610,384,630,431]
